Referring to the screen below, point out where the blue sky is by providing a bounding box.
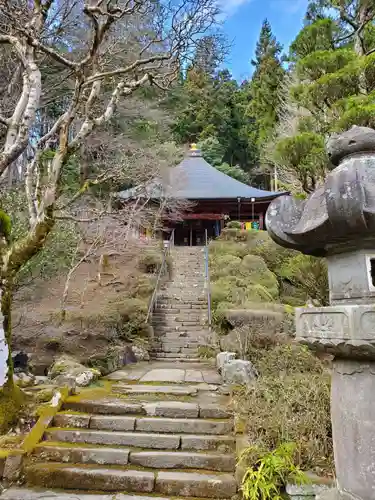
[220,0,309,80]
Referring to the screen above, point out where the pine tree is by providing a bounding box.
[271,0,375,194]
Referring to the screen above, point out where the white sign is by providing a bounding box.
[0,290,9,386]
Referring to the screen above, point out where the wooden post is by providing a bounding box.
[189,223,193,247]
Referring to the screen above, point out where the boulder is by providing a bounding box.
[88,345,137,375]
[132,344,150,362]
[14,372,35,388]
[48,355,101,387]
[222,359,257,386]
[216,352,236,374]
[287,482,334,500]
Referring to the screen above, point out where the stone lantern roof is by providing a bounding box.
[266,126,375,257]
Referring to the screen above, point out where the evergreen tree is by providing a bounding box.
[271,0,375,193]
[170,65,258,178]
[247,19,285,149]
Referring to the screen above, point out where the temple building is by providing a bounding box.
[117,145,286,246]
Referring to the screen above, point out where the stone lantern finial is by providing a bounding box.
[265,126,375,500]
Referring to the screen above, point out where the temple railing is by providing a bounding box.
[204,229,212,330]
[146,229,175,325]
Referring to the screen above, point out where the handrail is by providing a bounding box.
[146,229,175,324]
[204,229,212,330]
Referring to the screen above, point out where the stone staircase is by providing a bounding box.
[151,247,210,361]
[4,362,237,500]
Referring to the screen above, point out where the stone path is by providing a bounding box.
[151,247,211,360]
[3,361,236,500]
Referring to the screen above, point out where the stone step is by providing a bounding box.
[0,487,205,500]
[112,384,198,396]
[33,444,131,465]
[152,315,205,321]
[151,348,199,355]
[151,356,202,363]
[152,341,202,347]
[26,464,155,494]
[151,349,199,356]
[153,321,206,326]
[152,353,201,359]
[26,464,236,498]
[53,414,232,435]
[33,445,235,472]
[153,327,208,334]
[155,471,237,498]
[129,450,235,472]
[154,326,208,332]
[63,398,146,415]
[61,401,228,419]
[156,304,207,310]
[135,417,233,435]
[45,429,181,449]
[157,299,206,305]
[151,346,201,352]
[155,331,208,337]
[43,430,235,452]
[54,413,136,431]
[151,351,200,357]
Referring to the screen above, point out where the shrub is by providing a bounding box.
[227,220,242,229]
[138,250,163,273]
[280,253,329,306]
[209,240,249,258]
[210,255,242,281]
[251,237,297,274]
[233,353,332,474]
[249,343,325,376]
[240,442,308,500]
[105,297,148,339]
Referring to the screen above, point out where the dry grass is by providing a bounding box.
[12,238,161,372]
[232,342,333,477]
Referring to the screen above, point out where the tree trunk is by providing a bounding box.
[354,5,368,94]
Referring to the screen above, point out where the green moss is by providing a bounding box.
[22,387,69,454]
[0,210,11,243]
[0,382,24,434]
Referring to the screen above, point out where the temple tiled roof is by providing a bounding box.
[117,147,285,201]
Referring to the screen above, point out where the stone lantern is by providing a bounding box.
[266,126,375,500]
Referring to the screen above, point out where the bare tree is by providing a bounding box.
[0,0,220,388]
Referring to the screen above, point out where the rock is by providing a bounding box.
[35,388,56,403]
[3,453,23,481]
[220,308,285,353]
[286,482,334,499]
[12,351,29,373]
[14,372,35,388]
[216,352,236,374]
[48,355,101,387]
[222,359,257,386]
[75,371,96,387]
[88,346,137,376]
[34,376,49,385]
[132,345,150,362]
